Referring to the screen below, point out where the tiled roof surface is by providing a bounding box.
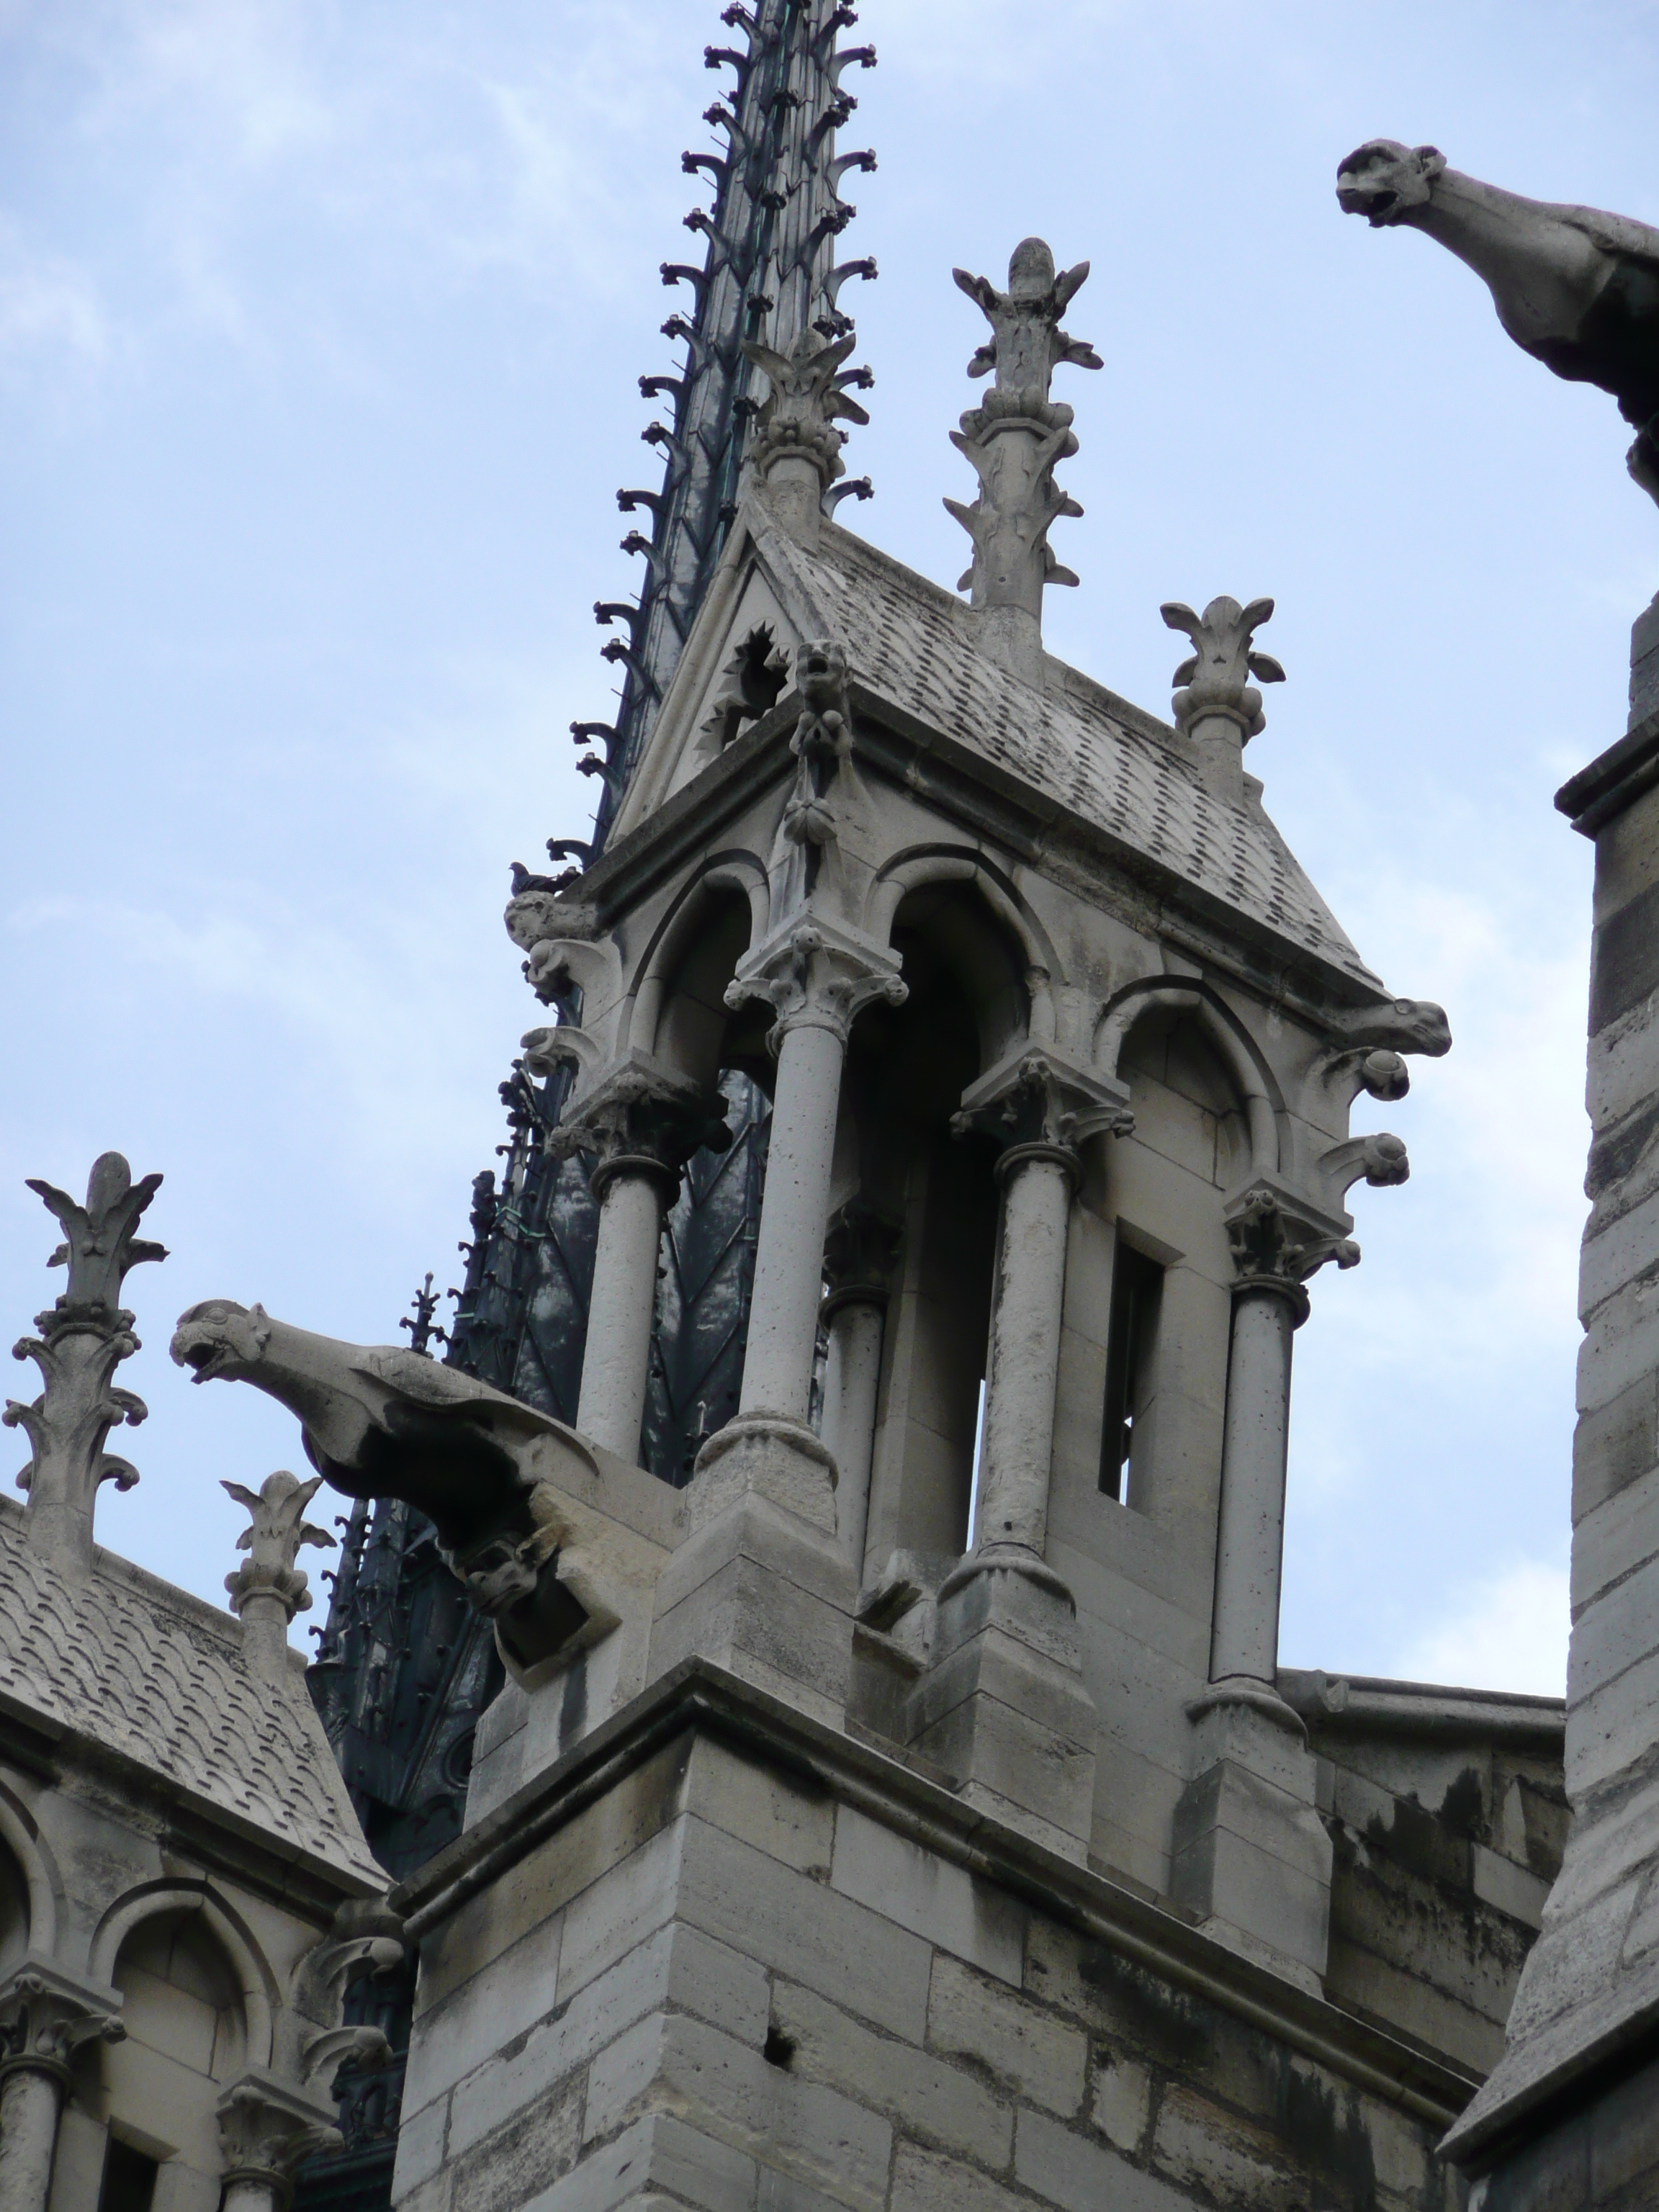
[0,1500,382,1889]
[762,519,1381,990]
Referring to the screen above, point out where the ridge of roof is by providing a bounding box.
[0,1496,382,1893]
[747,509,1382,994]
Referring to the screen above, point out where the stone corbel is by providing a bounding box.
[1316,997,1451,1107]
[291,1901,404,2033]
[952,1043,1133,1182]
[0,1958,125,2084]
[725,913,906,1053]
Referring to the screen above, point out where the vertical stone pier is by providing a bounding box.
[1442,598,1659,2204]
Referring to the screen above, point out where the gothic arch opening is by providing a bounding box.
[97,1905,250,2193]
[850,884,1028,1575]
[0,1838,28,1979]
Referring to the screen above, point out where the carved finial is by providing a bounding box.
[945,239,1102,674]
[1159,596,1285,803]
[4,1155,163,1578]
[222,1469,334,1682]
[399,1273,447,1357]
[741,328,871,542]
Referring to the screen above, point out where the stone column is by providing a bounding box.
[0,1961,124,2212]
[552,1053,730,1465]
[1173,1181,1341,1992]
[1208,1278,1302,1686]
[819,1202,900,1577]
[649,918,904,1724]
[906,1048,1130,1859]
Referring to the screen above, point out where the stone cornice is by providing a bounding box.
[1555,704,1659,837]
[391,1657,1480,2131]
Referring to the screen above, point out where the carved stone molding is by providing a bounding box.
[725,914,906,1053]
[952,1045,1133,1187]
[546,1051,731,1200]
[945,238,1101,625]
[4,1154,166,1577]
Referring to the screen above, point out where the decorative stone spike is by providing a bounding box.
[945,238,1101,678]
[741,329,870,541]
[2,1154,164,1579]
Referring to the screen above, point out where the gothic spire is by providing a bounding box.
[576,0,878,847]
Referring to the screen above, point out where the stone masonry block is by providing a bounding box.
[770,1977,1012,2167]
[582,2010,894,2212]
[1089,2049,1151,2154]
[1567,1642,1659,1795]
[521,2113,756,2212]
[449,2070,583,2212]
[888,2141,1028,2212]
[1581,1182,1659,1316]
[403,1907,567,2121]
[1589,994,1659,1133]
[444,1920,768,2167]
[418,1733,692,2018]
[1172,1760,1331,1986]
[1151,2082,1305,2212]
[393,2092,449,2198]
[680,1813,933,2039]
[925,1951,1087,2116]
[558,1819,687,2004]
[1014,2107,1191,2212]
[1568,1553,1659,1701]
[681,1733,835,1877]
[1573,1460,1659,1604]
[829,1804,1024,1985]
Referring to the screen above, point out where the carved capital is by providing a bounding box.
[0,1959,124,2085]
[1223,1178,1359,1318]
[953,1046,1133,1182]
[217,2072,342,2201]
[222,1470,332,1624]
[725,916,906,1052]
[822,1202,902,1321]
[1161,595,1285,743]
[546,1051,731,1198]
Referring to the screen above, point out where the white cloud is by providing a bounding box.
[0,222,109,370]
[1395,1559,1569,1698]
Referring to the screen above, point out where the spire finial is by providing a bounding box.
[740,329,871,543]
[945,239,1102,676]
[1159,595,1285,804]
[222,1470,333,1682]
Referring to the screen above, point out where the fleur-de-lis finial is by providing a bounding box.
[1159,595,1285,801]
[223,1469,333,1634]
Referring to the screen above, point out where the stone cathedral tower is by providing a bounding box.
[174,16,1583,2210]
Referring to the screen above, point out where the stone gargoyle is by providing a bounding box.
[1336,141,1659,501]
[171,1302,616,1679]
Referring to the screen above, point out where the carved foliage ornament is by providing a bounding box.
[725,918,907,1053]
[741,328,871,490]
[1161,596,1285,742]
[222,1469,333,1624]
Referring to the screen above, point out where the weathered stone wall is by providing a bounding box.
[392,1670,1480,2212]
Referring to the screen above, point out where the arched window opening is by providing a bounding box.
[0,1840,29,1979]
[106,1907,248,2150]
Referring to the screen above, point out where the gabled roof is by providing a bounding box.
[0,1498,383,1893]
[669,505,1382,994]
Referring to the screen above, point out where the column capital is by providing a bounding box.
[1223,1177,1354,1323]
[725,916,906,1052]
[821,1202,902,1323]
[217,2072,343,2205]
[549,1051,731,1199]
[0,1959,124,2087]
[952,1045,1133,1185]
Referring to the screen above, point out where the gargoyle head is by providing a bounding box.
[1336,140,1446,227]
[171,1298,271,1383]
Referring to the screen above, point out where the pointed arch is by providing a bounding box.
[865,845,1064,1051]
[0,1776,60,1961]
[1095,979,1282,1177]
[90,1881,276,2068]
[624,851,771,1065]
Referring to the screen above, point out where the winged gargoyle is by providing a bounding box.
[171,1301,616,1677]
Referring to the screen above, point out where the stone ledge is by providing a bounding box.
[390,1658,1481,2131]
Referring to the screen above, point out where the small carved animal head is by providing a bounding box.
[171,1300,273,1382]
[1336,140,1447,226]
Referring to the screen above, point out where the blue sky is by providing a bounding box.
[3,0,1655,1689]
